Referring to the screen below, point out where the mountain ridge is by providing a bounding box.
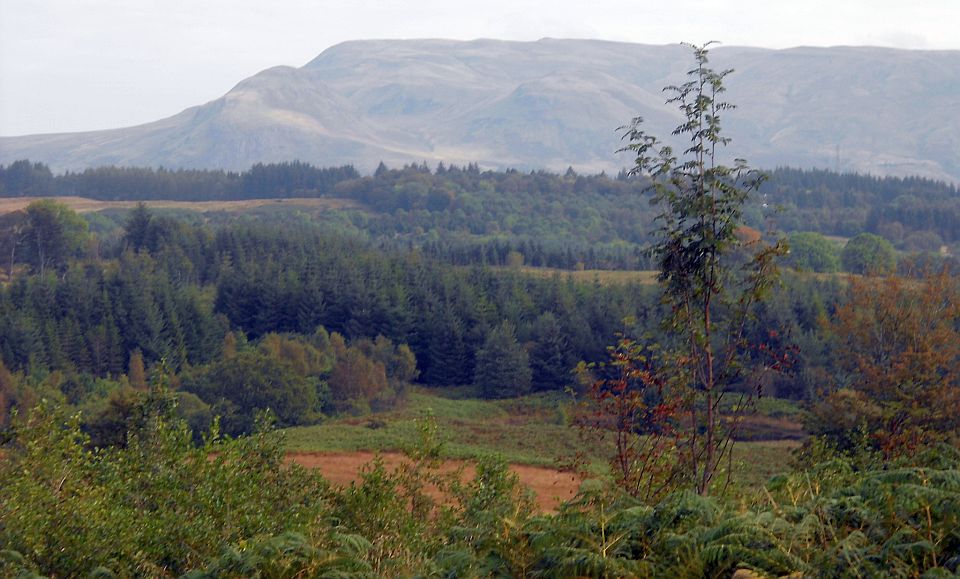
[2,39,958,182]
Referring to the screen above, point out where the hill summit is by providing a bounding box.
[2,39,958,181]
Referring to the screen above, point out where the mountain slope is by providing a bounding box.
[2,39,957,181]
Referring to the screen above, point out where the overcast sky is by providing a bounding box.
[1,0,957,136]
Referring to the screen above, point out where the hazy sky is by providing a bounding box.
[1,0,957,136]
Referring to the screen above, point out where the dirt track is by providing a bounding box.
[287,451,581,512]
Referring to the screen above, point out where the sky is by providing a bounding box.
[1,0,958,137]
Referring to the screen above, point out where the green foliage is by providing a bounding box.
[122,202,153,252]
[0,160,358,202]
[529,312,573,391]
[0,211,687,403]
[784,231,840,272]
[527,448,960,577]
[81,383,142,447]
[474,322,532,399]
[431,456,537,577]
[327,412,537,576]
[3,387,956,576]
[0,160,54,197]
[0,358,21,431]
[351,334,419,406]
[5,159,960,256]
[328,339,390,414]
[181,349,318,436]
[23,199,90,280]
[0,209,29,278]
[183,531,374,578]
[618,42,787,496]
[0,398,330,577]
[0,251,226,375]
[766,447,960,576]
[841,232,896,274]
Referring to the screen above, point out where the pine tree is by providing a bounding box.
[123,202,153,252]
[529,312,570,391]
[423,306,470,386]
[474,322,531,399]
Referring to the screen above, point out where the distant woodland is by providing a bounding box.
[2,160,958,270]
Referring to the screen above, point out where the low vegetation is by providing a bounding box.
[2,386,956,577]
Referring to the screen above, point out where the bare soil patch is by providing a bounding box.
[0,196,362,216]
[287,451,580,512]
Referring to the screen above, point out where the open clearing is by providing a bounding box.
[283,441,799,512]
[285,388,803,497]
[287,451,580,512]
[489,266,660,286]
[0,196,362,215]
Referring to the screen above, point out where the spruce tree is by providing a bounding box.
[474,322,531,399]
[529,312,570,391]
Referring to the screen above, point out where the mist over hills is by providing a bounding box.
[2,39,958,182]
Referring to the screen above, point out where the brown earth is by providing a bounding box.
[287,451,581,512]
[0,196,362,216]
[0,448,580,511]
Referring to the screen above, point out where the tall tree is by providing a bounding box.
[422,306,471,386]
[123,202,153,252]
[182,350,317,436]
[529,312,571,391]
[128,349,147,391]
[618,42,786,496]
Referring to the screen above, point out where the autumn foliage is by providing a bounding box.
[815,270,960,456]
[576,337,683,502]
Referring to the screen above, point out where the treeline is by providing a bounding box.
[0,159,359,201]
[764,167,960,247]
[419,238,655,270]
[4,159,959,258]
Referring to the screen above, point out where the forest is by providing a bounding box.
[0,45,958,577]
[2,157,959,271]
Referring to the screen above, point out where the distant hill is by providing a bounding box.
[2,39,958,182]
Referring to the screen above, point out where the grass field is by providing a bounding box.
[505,266,856,287]
[284,387,803,493]
[0,196,363,216]
[488,266,660,285]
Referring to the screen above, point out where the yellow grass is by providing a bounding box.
[495,266,660,286]
[0,196,362,216]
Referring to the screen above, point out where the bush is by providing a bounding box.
[0,400,329,577]
[181,350,318,435]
